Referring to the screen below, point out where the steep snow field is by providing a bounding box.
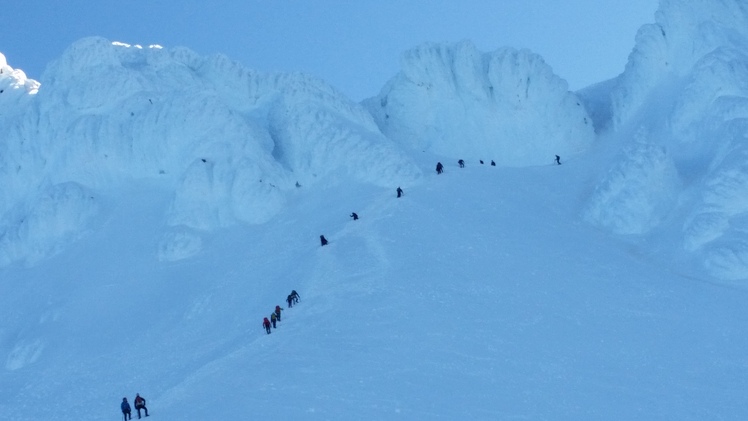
[4,1,748,418]
[2,153,747,420]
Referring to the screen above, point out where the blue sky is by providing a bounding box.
[3,0,657,100]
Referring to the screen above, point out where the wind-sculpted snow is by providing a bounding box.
[0,55,41,224]
[682,133,748,280]
[582,141,680,235]
[7,23,748,421]
[611,0,748,129]
[584,1,748,281]
[363,41,594,166]
[0,182,100,267]
[670,48,748,141]
[0,37,421,266]
[0,53,39,98]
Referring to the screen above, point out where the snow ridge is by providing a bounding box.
[0,37,421,266]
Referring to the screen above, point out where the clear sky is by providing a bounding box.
[2,0,658,100]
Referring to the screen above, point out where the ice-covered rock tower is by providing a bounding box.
[0,37,421,265]
[584,0,748,281]
[364,40,595,166]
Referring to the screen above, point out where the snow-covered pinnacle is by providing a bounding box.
[585,0,748,281]
[0,52,39,96]
[364,41,594,166]
[611,0,748,129]
[0,37,421,266]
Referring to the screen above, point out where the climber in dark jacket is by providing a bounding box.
[275,305,283,321]
[121,397,132,420]
[263,317,272,334]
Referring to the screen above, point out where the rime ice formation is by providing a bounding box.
[0,52,39,97]
[583,0,748,280]
[363,41,595,166]
[0,182,100,267]
[582,139,680,235]
[4,1,748,283]
[0,37,421,265]
[6,10,748,421]
[611,0,748,129]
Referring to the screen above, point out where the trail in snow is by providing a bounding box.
[6,155,744,420]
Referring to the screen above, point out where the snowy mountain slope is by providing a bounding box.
[2,155,747,420]
[0,38,421,266]
[3,5,748,418]
[580,0,748,281]
[363,41,594,166]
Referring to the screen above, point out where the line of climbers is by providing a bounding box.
[441,155,562,174]
[114,153,567,415]
[120,154,568,412]
[318,155,563,250]
[263,290,300,334]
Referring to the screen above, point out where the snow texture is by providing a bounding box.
[610,0,748,130]
[581,0,748,279]
[5,4,748,418]
[582,139,680,235]
[0,182,100,267]
[0,37,421,265]
[0,52,39,97]
[363,40,594,165]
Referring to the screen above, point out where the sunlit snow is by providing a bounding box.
[2,1,748,419]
